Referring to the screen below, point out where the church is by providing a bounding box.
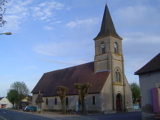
[32,4,132,113]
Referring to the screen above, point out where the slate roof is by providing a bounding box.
[94,4,122,40]
[32,62,110,97]
[135,53,160,75]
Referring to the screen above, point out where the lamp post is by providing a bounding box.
[0,32,12,35]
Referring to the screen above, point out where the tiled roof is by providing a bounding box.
[135,53,160,75]
[94,4,122,40]
[32,62,110,97]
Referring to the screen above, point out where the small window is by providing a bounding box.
[78,98,81,106]
[92,96,96,105]
[114,42,118,53]
[100,42,105,54]
[66,97,68,106]
[46,98,48,105]
[55,98,57,105]
[115,70,121,83]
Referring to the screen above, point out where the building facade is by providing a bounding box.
[32,4,132,113]
[0,97,13,109]
[135,53,160,119]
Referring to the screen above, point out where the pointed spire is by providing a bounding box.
[94,4,122,40]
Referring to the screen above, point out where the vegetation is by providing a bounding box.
[130,83,141,104]
[11,81,29,96]
[74,83,90,114]
[7,81,30,109]
[7,89,19,107]
[0,0,7,27]
[56,86,68,114]
[35,91,44,112]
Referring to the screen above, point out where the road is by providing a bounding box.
[0,109,141,120]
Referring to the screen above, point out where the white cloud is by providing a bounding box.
[33,40,93,66]
[31,1,64,22]
[1,0,32,32]
[34,41,90,57]
[66,18,98,28]
[44,25,54,30]
[39,58,87,66]
[124,32,160,44]
[0,0,65,32]
[115,5,159,26]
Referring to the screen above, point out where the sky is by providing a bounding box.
[0,0,160,97]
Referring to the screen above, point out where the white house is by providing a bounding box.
[135,53,160,119]
[0,97,13,109]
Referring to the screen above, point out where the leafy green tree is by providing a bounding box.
[130,83,141,104]
[11,81,29,95]
[10,81,30,108]
[74,83,90,114]
[56,86,68,114]
[7,89,19,108]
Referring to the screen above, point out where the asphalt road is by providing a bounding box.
[0,109,141,120]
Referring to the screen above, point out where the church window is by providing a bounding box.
[100,42,105,54]
[66,97,68,106]
[114,42,118,53]
[92,96,96,105]
[46,98,48,105]
[115,69,121,83]
[55,98,57,105]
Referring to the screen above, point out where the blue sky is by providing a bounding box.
[0,0,160,96]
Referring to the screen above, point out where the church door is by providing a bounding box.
[116,93,123,112]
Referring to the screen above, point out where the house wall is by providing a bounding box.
[139,71,160,113]
[32,94,38,106]
[0,98,13,108]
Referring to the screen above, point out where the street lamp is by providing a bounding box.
[0,32,12,35]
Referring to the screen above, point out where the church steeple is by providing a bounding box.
[94,4,122,40]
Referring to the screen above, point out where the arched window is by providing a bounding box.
[100,42,105,54]
[114,42,118,53]
[115,69,121,83]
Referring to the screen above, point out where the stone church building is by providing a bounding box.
[32,4,132,112]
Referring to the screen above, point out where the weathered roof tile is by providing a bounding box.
[32,62,109,97]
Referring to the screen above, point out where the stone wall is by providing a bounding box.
[32,94,102,112]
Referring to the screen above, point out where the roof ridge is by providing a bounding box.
[135,53,160,75]
[45,61,94,74]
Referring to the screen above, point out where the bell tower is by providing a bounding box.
[94,4,123,74]
[94,4,127,111]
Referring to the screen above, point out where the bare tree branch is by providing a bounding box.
[0,0,7,27]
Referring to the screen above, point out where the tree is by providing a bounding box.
[0,0,7,27]
[56,86,68,114]
[7,89,19,108]
[35,91,44,112]
[130,83,141,104]
[74,83,90,114]
[11,81,29,96]
[10,81,30,108]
